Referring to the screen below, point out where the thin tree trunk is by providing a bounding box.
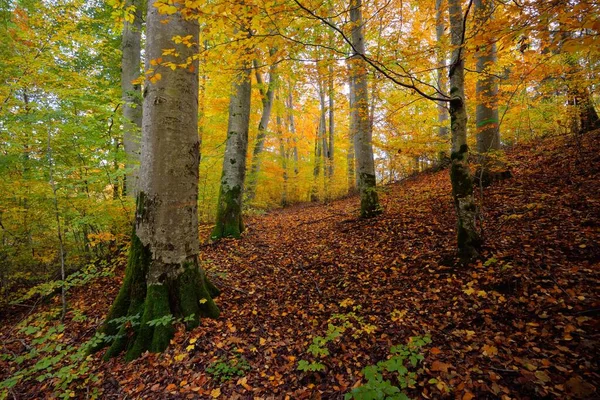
[246,54,277,203]
[286,86,299,202]
[436,0,450,161]
[47,131,66,319]
[350,0,381,217]
[449,0,481,260]
[475,0,500,152]
[276,97,288,206]
[122,0,143,196]
[211,64,252,240]
[327,65,334,180]
[348,73,357,193]
[311,119,322,202]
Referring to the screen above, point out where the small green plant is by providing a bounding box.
[345,335,431,400]
[298,306,378,372]
[0,312,100,399]
[206,352,250,382]
[11,263,115,305]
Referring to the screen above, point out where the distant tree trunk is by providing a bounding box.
[474,0,500,153]
[350,0,381,217]
[567,86,600,134]
[449,0,481,259]
[277,98,288,206]
[93,0,219,361]
[311,114,323,202]
[318,71,329,201]
[122,0,143,197]
[327,63,335,181]
[286,86,300,201]
[348,74,357,193]
[211,65,252,240]
[246,54,277,203]
[435,0,449,161]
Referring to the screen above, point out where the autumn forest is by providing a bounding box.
[1,0,599,398]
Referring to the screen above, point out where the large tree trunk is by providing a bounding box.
[449,0,481,260]
[94,1,219,361]
[474,0,500,153]
[246,55,277,203]
[350,0,381,218]
[435,0,449,161]
[122,0,143,197]
[211,65,252,240]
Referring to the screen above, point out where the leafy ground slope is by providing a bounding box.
[1,131,599,399]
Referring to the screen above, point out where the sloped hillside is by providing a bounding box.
[1,131,599,399]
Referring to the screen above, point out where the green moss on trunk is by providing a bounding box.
[211,184,244,240]
[87,226,150,356]
[125,284,173,361]
[450,145,481,260]
[359,172,382,218]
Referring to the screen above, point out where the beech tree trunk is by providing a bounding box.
[122,0,143,197]
[435,0,449,160]
[327,63,335,181]
[276,100,288,206]
[350,0,381,217]
[449,0,481,259]
[348,74,357,193]
[94,1,219,361]
[211,66,252,240]
[474,0,500,153]
[246,55,277,203]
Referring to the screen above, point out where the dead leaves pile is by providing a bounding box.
[1,131,598,399]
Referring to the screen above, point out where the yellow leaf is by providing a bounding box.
[189,338,197,344]
[340,298,354,307]
[482,344,498,357]
[199,298,207,304]
[174,353,185,362]
[149,73,162,84]
[210,388,221,398]
[463,287,475,295]
[259,337,266,345]
[186,344,195,351]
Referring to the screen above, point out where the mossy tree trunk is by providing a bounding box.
[449,0,481,260]
[211,65,252,240]
[93,1,219,361]
[350,0,381,218]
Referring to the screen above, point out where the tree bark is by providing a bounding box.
[474,0,500,153]
[211,66,252,240]
[348,73,357,193]
[122,0,143,197]
[94,1,219,361]
[449,0,481,260]
[435,0,449,161]
[246,54,277,203]
[276,97,288,206]
[327,62,335,181]
[350,0,381,217]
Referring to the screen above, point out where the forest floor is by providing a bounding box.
[1,130,599,399]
